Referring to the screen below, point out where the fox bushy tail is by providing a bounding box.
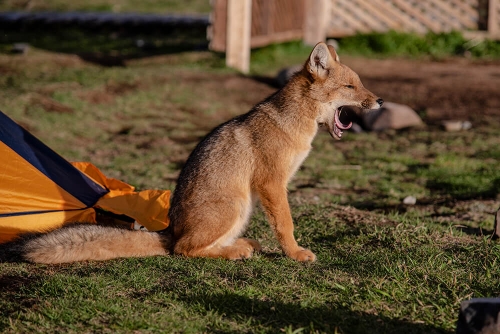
[0,225,171,264]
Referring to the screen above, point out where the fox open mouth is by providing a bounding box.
[329,107,353,139]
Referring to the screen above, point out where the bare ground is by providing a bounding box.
[343,57,500,123]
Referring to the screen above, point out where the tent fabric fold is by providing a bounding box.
[0,110,170,244]
[72,162,171,232]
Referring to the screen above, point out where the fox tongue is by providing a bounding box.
[327,108,353,139]
[334,108,353,130]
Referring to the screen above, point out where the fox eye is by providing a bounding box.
[345,85,355,89]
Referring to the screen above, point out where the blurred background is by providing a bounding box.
[1,0,499,67]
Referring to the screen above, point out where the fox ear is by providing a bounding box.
[327,44,340,62]
[308,42,332,80]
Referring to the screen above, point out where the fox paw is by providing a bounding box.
[289,248,316,262]
[226,244,254,260]
[238,238,262,253]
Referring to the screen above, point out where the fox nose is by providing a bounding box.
[376,98,384,107]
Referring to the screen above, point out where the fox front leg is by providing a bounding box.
[257,184,316,262]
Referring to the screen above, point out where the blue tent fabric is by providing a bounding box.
[0,110,109,210]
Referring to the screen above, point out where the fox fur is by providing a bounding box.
[1,43,382,264]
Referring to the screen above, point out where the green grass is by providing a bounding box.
[337,31,500,59]
[1,38,500,333]
[250,31,500,74]
[2,215,499,333]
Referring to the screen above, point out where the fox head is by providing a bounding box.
[303,42,383,139]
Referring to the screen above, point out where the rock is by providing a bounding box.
[349,122,364,133]
[363,102,424,131]
[326,39,339,50]
[275,65,302,88]
[442,120,472,132]
[456,298,500,334]
[402,196,417,205]
[11,43,30,54]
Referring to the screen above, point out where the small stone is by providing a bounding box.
[135,39,145,48]
[326,39,339,50]
[11,43,30,54]
[403,196,417,205]
[442,120,472,132]
[462,121,472,130]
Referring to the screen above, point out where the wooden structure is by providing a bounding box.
[327,0,498,38]
[209,0,500,72]
[210,0,307,52]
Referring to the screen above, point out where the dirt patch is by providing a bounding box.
[28,94,74,113]
[79,80,141,104]
[343,57,500,123]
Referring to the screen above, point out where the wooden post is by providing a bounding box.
[303,0,331,46]
[492,207,500,240]
[488,0,499,36]
[226,0,252,73]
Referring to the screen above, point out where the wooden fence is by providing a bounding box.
[209,0,499,72]
[209,0,306,52]
[327,0,496,37]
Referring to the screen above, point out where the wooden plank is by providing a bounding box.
[275,0,296,32]
[208,0,227,52]
[417,0,461,31]
[342,0,388,32]
[330,0,372,34]
[303,0,331,45]
[434,1,477,30]
[328,11,352,33]
[267,0,275,35]
[365,0,426,32]
[464,30,500,40]
[273,0,302,33]
[226,0,252,73]
[391,0,442,31]
[447,0,479,20]
[327,28,358,37]
[429,0,477,29]
[489,0,499,35]
[354,0,406,31]
[250,0,265,37]
[251,29,304,48]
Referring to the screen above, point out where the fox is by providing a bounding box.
[0,42,382,264]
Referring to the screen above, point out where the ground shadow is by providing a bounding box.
[0,273,43,331]
[176,291,452,334]
[425,177,500,202]
[0,20,210,66]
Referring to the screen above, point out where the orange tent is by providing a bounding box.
[0,110,170,243]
